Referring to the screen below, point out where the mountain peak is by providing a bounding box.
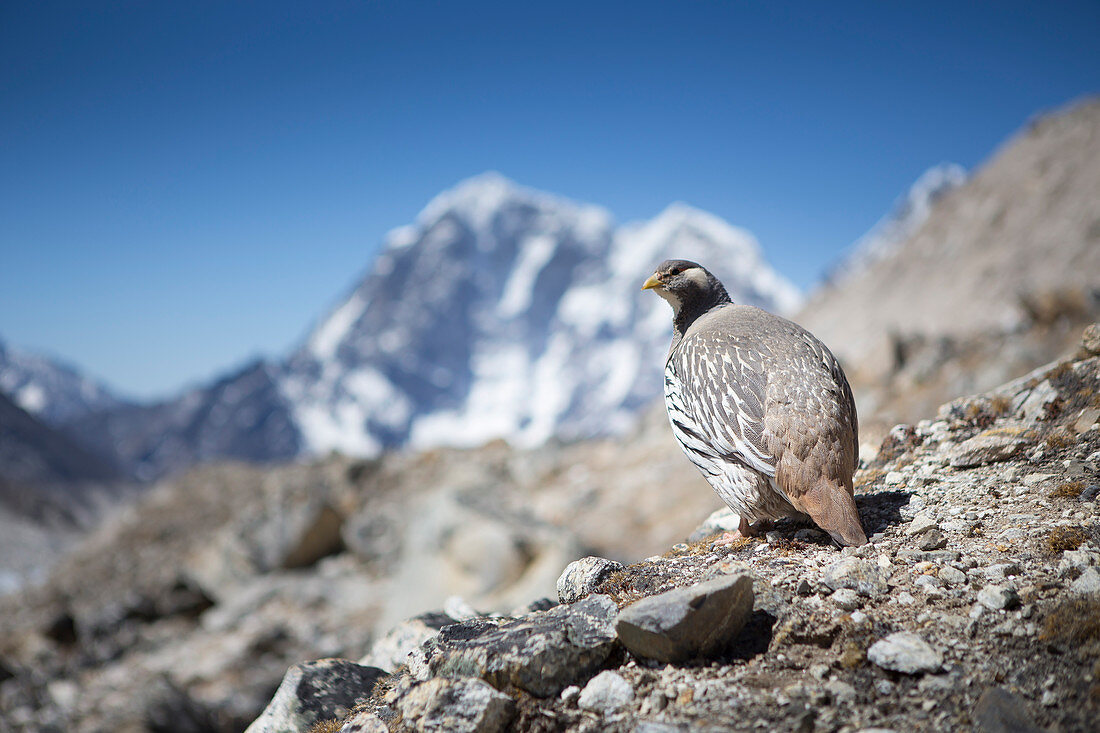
[416,172,612,235]
[646,202,759,254]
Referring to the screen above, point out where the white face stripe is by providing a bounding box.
[683,267,709,289]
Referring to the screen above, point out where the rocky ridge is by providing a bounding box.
[249,324,1100,733]
[798,97,1100,442]
[800,97,1100,366]
[4,325,1097,731]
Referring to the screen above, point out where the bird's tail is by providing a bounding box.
[798,478,868,547]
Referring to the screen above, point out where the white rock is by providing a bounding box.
[577,670,634,714]
[1071,567,1100,595]
[938,566,968,586]
[906,514,939,536]
[1059,550,1100,574]
[977,585,1020,610]
[868,632,942,674]
[557,556,625,604]
[831,588,862,611]
[396,677,515,732]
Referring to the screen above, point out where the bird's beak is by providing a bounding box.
[641,273,662,291]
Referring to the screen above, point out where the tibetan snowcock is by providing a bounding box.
[643,259,867,546]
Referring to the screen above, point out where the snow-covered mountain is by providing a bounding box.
[44,173,801,479]
[824,163,966,286]
[0,339,126,425]
[279,173,800,456]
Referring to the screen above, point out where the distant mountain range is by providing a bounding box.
[4,174,801,480]
[0,340,125,425]
[11,98,1095,485]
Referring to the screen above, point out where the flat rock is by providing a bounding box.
[822,557,888,597]
[867,632,942,674]
[615,574,754,663]
[577,670,634,714]
[949,433,1025,468]
[915,527,948,551]
[830,588,862,611]
[244,659,386,733]
[905,514,938,536]
[972,686,1043,733]
[939,566,968,586]
[420,594,618,696]
[1015,379,1059,422]
[557,556,624,604]
[896,549,960,564]
[395,677,514,733]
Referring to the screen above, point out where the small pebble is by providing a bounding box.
[977,585,1020,611]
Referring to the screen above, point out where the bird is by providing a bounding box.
[643,259,868,546]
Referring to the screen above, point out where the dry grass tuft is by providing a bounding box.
[1050,480,1086,500]
[308,721,343,733]
[839,642,865,669]
[596,568,649,607]
[990,393,1012,415]
[1046,525,1089,553]
[1040,596,1100,649]
[1044,428,1076,449]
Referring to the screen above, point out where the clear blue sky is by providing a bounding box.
[2,1,1098,400]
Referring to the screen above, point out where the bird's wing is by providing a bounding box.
[666,333,777,478]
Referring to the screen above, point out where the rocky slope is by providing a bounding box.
[58,174,798,481]
[799,97,1100,440]
[2,323,1098,732]
[255,324,1100,733]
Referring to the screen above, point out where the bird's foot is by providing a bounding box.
[712,517,771,546]
[712,530,748,546]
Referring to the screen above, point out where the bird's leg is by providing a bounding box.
[749,518,773,535]
[713,516,769,545]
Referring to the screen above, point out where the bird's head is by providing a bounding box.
[642,259,731,316]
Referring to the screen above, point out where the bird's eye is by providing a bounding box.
[668,266,683,276]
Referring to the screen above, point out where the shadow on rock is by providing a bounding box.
[855,490,911,535]
[724,610,776,662]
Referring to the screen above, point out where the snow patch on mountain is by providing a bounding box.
[0,340,125,425]
[308,293,369,361]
